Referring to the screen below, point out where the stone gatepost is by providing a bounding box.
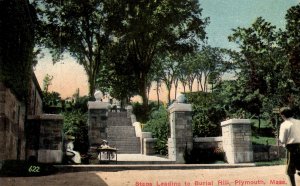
[26,114,64,163]
[221,119,253,164]
[168,103,193,163]
[87,101,109,145]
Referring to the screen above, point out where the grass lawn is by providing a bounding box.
[251,119,272,128]
[252,136,277,145]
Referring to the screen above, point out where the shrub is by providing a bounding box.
[62,110,89,154]
[143,106,169,155]
[132,101,158,123]
[185,92,226,137]
[42,91,62,114]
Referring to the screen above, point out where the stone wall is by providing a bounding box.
[193,137,223,149]
[27,74,43,116]
[253,144,286,161]
[0,83,26,160]
[143,138,157,155]
[193,137,286,163]
[26,114,63,163]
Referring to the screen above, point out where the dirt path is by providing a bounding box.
[0,165,299,186]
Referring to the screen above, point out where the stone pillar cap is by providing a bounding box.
[168,103,192,113]
[88,101,110,109]
[27,114,63,120]
[221,119,251,126]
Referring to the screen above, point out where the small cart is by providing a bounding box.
[97,147,118,164]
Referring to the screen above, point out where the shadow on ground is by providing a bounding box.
[0,172,108,186]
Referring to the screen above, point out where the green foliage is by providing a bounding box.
[40,86,90,154]
[281,4,300,87]
[132,101,158,123]
[143,106,169,155]
[104,0,209,108]
[152,53,180,104]
[33,0,110,97]
[42,74,53,92]
[42,91,62,113]
[43,91,61,106]
[0,0,36,100]
[251,136,276,145]
[67,90,90,113]
[228,17,288,116]
[185,92,226,137]
[62,110,89,154]
[96,48,139,101]
[224,8,300,123]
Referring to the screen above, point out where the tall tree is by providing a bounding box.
[104,0,208,108]
[34,0,110,98]
[280,4,300,88]
[194,46,225,92]
[228,17,289,116]
[177,57,190,93]
[182,53,198,92]
[155,53,180,104]
[97,42,139,102]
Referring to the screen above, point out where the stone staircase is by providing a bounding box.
[106,112,140,154]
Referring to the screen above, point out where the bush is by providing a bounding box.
[42,91,62,113]
[143,106,169,155]
[185,92,226,137]
[67,95,89,113]
[132,101,158,123]
[62,110,89,154]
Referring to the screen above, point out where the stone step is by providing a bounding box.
[117,150,141,154]
[107,138,141,154]
[108,112,127,118]
[107,126,136,135]
[107,134,137,139]
[105,111,140,154]
[107,138,140,145]
[107,112,131,126]
[109,146,141,154]
[107,119,132,126]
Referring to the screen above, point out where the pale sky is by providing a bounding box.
[34,0,299,101]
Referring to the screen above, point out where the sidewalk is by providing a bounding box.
[54,154,256,172]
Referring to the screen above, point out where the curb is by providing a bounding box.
[54,163,256,173]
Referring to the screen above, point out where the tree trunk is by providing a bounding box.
[89,78,96,100]
[88,75,96,101]
[167,87,171,105]
[182,82,186,93]
[174,79,179,99]
[156,81,160,107]
[189,82,193,92]
[138,72,149,110]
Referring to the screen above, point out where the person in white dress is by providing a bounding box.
[65,135,81,164]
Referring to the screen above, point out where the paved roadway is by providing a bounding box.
[0,165,299,186]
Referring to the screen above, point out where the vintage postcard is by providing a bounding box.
[1,0,300,185]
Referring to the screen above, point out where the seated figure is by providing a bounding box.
[65,135,81,164]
